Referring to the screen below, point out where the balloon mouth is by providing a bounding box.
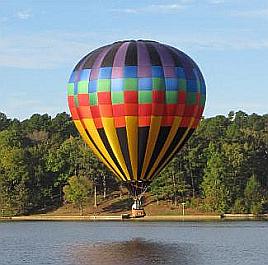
[124,180,151,198]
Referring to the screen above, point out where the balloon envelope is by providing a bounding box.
[67,40,206,186]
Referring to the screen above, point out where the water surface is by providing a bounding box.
[0,221,267,265]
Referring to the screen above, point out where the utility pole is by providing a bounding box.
[182,202,186,216]
[94,184,97,208]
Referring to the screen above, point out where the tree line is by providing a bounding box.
[0,111,267,216]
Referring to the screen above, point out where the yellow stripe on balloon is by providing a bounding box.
[101,117,130,180]
[146,116,182,180]
[73,120,121,181]
[81,118,126,181]
[125,116,138,180]
[140,116,162,180]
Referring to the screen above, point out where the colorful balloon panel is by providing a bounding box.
[67,40,206,183]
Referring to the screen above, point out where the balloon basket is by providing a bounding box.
[131,209,146,218]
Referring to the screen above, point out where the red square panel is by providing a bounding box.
[68,96,75,108]
[178,91,186,104]
[164,104,177,116]
[99,104,113,117]
[70,106,79,120]
[161,116,174,126]
[152,103,164,115]
[93,117,103,129]
[152,91,165,103]
[124,91,138,103]
[112,104,125,117]
[180,117,192,127]
[138,116,151,127]
[78,106,92,118]
[139,104,152,116]
[176,104,185,116]
[98,92,111,104]
[78,94,89,106]
[125,104,138,116]
[114,116,126,128]
[90,106,101,118]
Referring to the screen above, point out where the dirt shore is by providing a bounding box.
[1,213,268,222]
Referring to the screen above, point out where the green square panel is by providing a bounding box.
[124,78,138,91]
[89,93,98,105]
[166,91,178,104]
[186,92,197,104]
[152,78,165,90]
[98,79,111,92]
[112,91,124,104]
[178,79,186,90]
[139,91,152,104]
[78,81,88,94]
[67,83,75,96]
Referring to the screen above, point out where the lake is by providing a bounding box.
[0,221,267,265]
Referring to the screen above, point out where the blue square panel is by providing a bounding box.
[79,69,91,81]
[152,66,164,78]
[69,71,77,83]
[89,80,97,93]
[111,78,124,91]
[124,66,137,78]
[175,67,185,78]
[165,78,178,91]
[99,67,112,79]
[74,83,78,95]
[138,78,152,90]
[187,79,198,92]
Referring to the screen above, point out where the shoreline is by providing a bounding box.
[1,214,268,222]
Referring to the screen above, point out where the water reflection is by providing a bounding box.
[70,238,197,265]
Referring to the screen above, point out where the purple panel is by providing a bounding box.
[90,46,112,80]
[112,42,129,78]
[163,66,176,78]
[153,43,174,67]
[137,40,151,77]
[111,67,124,79]
[113,42,129,67]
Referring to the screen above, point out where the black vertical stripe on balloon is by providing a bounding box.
[137,127,150,179]
[144,126,171,180]
[150,128,195,180]
[125,41,137,66]
[165,46,196,80]
[149,127,187,179]
[144,42,162,66]
[75,45,109,70]
[97,128,127,181]
[84,128,122,180]
[82,46,109,69]
[74,53,91,71]
[164,45,183,67]
[116,127,134,179]
[101,42,123,67]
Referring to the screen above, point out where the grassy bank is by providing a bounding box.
[1,193,268,221]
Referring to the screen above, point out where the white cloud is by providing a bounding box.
[16,9,32,20]
[111,3,186,14]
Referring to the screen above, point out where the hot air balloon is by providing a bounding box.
[67,40,206,215]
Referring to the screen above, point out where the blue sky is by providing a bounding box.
[0,0,267,120]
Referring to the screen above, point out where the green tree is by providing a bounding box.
[244,175,263,214]
[201,144,230,213]
[63,175,93,215]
